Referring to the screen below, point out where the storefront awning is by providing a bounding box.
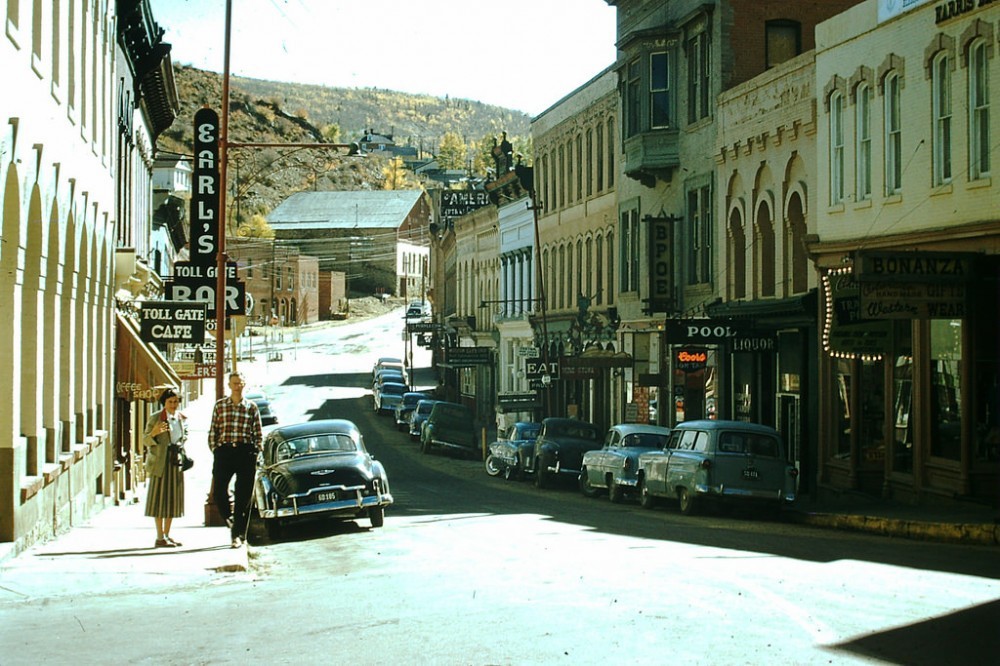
[705,290,817,324]
[115,311,182,401]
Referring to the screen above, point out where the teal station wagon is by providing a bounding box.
[636,420,797,515]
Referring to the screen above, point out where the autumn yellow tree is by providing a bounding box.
[382,156,422,190]
[436,131,467,170]
[237,213,276,239]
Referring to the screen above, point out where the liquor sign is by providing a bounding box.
[191,108,220,266]
[166,261,247,318]
[139,301,207,345]
[646,214,678,313]
[439,190,491,228]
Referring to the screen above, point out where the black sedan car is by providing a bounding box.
[253,419,393,538]
[485,421,541,480]
[528,417,602,489]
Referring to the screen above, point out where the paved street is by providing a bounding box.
[1,309,998,665]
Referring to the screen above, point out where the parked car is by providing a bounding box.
[374,381,409,414]
[373,367,406,389]
[580,424,671,502]
[408,399,440,440]
[405,301,431,322]
[637,420,798,515]
[245,389,278,426]
[527,417,602,489]
[485,422,541,480]
[372,357,403,378]
[394,391,430,430]
[420,401,477,458]
[253,419,393,539]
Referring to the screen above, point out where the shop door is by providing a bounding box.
[778,394,802,482]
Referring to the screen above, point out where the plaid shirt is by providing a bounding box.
[208,397,262,451]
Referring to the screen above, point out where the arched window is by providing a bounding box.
[729,208,746,300]
[968,38,991,179]
[884,72,903,194]
[931,51,952,185]
[855,83,872,200]
[829,90,844,204]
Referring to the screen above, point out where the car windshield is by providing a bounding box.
[718,431,782,458]
[276,434,357,461]
[382,383,407,396]
[548,423,600,440]
[402,393,425,407]
[624,433,668,448]
[516,425,540,440]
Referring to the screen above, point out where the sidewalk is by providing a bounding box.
[0,392,247,601]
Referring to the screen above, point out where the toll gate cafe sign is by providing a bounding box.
[855,251,974,319]
[139,301,207,346]
[665,319,776,352]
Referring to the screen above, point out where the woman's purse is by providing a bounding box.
[170,443,195,472]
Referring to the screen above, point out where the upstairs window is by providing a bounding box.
[620,208,641,292]
[765,20,801,69]
[687,185,712,286]
[687,31,710,123]
[931,51,952,186]
[650,51,672,128]
[884,72,903,195]
[625,59,642,138]
[969,39,991,179]
[829,91,845,205]
[856,84,872,200]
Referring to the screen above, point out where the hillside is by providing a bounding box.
[157,65,531,222]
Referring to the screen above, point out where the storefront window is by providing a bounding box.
[929,319,962,460]
[834,359,851,459]
[860,359,885,466]
[892,321,914,473]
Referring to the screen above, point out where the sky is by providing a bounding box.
[148,0,619,116]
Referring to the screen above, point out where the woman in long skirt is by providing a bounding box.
[143,387,188,547]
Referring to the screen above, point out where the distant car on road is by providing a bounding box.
[528,417,602,489]
[580,424,670,502]
[637,420,797,515]
[253,419,393,539]
[374,381,409,414]
[245,389,278,426]
[394,391,430,430]
[485,422,541,480]
[405,301,431,323]
[420,401,476,458]
[408,398,439,440]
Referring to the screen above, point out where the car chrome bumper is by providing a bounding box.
[545,461,581,476]
[261,489,394,519]
[432,439,476,452]
[696,484,795,503]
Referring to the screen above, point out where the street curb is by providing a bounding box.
[788,511,1000,546]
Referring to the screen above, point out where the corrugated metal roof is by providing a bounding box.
[267,190,425,229]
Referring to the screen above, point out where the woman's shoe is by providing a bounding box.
[164,536,183,547]
[154,538,171,548]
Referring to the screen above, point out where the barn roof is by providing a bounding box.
[267,190,425,230]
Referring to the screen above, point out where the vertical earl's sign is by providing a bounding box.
[165,108,248,320]
[191,108,220,265]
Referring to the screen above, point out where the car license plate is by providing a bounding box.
[316,491,337,502]
[742,467,759,480]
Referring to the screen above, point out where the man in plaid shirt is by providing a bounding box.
[208,371,262,548]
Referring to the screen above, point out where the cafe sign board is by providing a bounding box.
[140,301,207,345]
